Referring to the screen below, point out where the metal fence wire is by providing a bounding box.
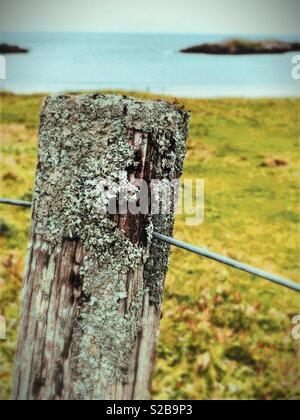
[0,197,299,294]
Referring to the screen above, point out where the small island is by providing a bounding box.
[180,39,300,55]
[0,43,29,54]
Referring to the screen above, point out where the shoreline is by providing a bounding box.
[1,88,299,100]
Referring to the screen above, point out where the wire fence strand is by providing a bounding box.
[0,198,32,208]
[1,197,299,293]
[153,232,300,293]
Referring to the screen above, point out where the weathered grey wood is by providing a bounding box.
[12,93,189,400]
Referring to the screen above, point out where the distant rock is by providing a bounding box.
[0,43,29,54]
[180,39,300,55]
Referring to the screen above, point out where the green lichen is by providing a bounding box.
[33,93,189,399]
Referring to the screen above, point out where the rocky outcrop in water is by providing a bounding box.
[181,39,300,55]
[0,43,29,54]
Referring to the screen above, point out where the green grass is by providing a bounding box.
[0,92,299,400]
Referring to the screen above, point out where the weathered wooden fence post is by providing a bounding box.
[12,94,189,400]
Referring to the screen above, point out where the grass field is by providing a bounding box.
[0,92,299,400]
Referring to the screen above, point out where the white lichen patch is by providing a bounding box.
[33,93,189,399]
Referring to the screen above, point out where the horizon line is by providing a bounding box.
[1,30,300,38]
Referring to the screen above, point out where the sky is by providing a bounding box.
[0,0,299,35]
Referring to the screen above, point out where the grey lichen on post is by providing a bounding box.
[12,93,189,400]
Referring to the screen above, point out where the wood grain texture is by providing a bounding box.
[12,94,189,400]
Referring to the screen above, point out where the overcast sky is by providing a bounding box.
[1,0,299,35]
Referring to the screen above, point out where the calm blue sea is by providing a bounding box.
[1,32,300,97]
